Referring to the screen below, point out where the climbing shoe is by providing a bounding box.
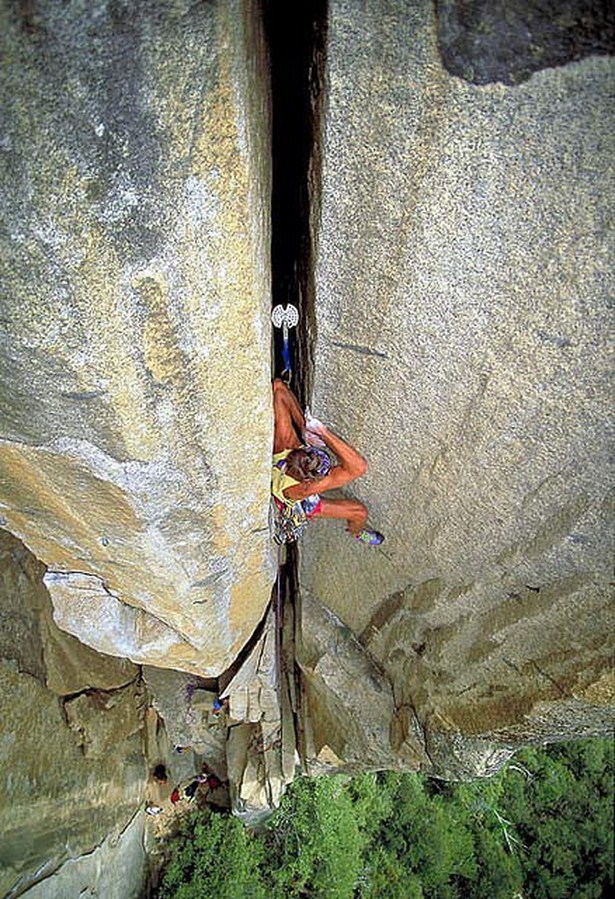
[353,527,385,546]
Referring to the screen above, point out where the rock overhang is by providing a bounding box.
[0,0,276,676]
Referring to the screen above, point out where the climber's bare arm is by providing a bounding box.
[273,379,304,453]
[285,425,368,500]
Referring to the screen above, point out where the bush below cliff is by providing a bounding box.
[156,736,613,898]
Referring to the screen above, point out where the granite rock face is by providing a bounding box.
[143,666,229,776]
[0,530,147,897]
[0,0,275,677]
[297,592,404,773]
[19,812,146,899]
[300,0,614,774]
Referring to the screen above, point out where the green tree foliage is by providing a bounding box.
[261,776,364,897]
[157,737,613,899]
[496,740,614,898]
[158,812,265,899]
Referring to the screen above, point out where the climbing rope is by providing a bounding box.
[271,303,299,691]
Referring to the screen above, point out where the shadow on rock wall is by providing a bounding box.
[437,0,615,84]
[298,0,614,776]
[0,530,147,897]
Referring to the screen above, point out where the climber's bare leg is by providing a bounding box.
[272,379,304,453]
[313,496,368,536]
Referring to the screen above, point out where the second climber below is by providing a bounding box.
[272,378,384,545]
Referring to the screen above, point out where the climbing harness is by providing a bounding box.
[270,495,309,545]
[270,444,329,545]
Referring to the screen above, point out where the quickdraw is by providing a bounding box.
[271,303,299,381]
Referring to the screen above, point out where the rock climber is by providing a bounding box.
[170,775,208,805]
[272,378,384,545]
[183,775,206,802]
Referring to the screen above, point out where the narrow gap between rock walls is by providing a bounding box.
[266,0,327,404]
[210,1,327,708]
[265,0,328,759]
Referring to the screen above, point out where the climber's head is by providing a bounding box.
[285,447,331,482]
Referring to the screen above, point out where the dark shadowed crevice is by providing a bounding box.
[265,0,327,406]
[215,596,270,692]
[263,2,328,773]
[436,0,615,85]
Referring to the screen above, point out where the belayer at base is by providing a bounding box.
[271,379,384,545]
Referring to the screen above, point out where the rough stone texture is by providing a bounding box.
[222,607,293,818]
[64,681,147,759]
[0,528,139,695]
[0,531,146,897]
[144,608,294,822]
[0,0,275,677]
[438,0,615,85]
[297,592,413,773]
[300,0,614,774]
[221,605,279,725]
[19,811,146,899]
[226,722,280,824]
[143,666,229,776]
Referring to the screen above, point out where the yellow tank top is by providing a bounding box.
[271,449,300,507]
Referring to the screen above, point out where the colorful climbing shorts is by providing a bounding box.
[301,494,322,518]
[273,494,322,518]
